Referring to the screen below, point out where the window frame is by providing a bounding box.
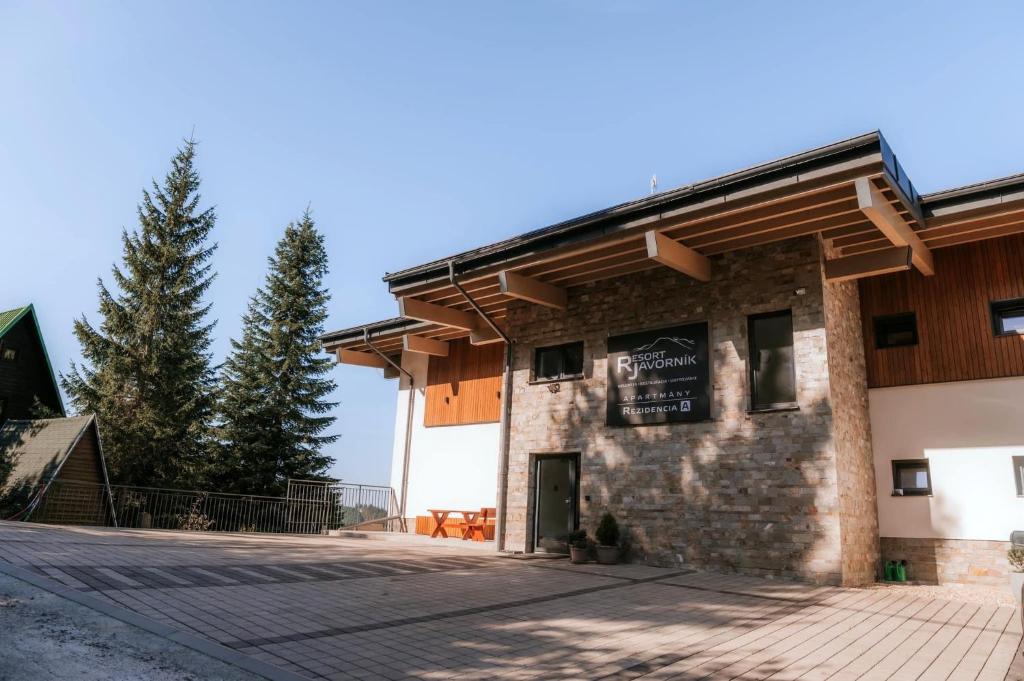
[532,341,584,383]
[1014,456,1024,497]
[0,345,16,362]
[990,297,1024,337]
[747,309,798,412]
[873,312,919,349]
[891,458,932,497]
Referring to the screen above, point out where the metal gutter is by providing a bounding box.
[447,261,513,553]
[363,329,412,534]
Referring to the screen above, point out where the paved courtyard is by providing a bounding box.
[0,521,1019,681]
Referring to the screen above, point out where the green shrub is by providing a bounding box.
[568,529,588,549]
[1009,547,1024,572]
[595,512,620,547]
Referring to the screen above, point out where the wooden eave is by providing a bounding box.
[323,134,1024,358]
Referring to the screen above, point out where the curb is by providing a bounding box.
[0,562,310,681]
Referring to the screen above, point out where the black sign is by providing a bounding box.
[606,322,711,426]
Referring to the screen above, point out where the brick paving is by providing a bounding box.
[0,521,1019,681]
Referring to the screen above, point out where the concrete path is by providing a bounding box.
[0,521,1019,681]
[0,572,274,680]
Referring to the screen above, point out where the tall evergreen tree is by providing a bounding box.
[63,140,217,488]
[214,213,337,496]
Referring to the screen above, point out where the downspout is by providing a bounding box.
[448,260,513,553]
[363,328,413,534]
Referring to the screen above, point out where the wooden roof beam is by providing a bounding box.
[398,296,480,331]
[855,177,934,276]
[644,231,711,282]
[402,334,449,357]
[337,349,389,368]
[824,246,912,282]
[498,270,567,310]
[469,325,505,345]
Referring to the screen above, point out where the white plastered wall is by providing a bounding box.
[870,375,1024,541]
[389,350,500,520]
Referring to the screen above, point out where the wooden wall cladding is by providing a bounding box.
[859,233,1024,388]
[424,339,503,427]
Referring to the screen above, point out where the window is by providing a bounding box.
[892,459,932,496]
[748,310,796,410]
[1014,456,1024,497]
[991,297,1024,336]
[534,342,584,381]
[0,346,16,362]
[874,313,918,349]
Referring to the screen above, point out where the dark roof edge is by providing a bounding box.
[920,171,1024,209]
[382,131,889,288]
[320,316,424,348]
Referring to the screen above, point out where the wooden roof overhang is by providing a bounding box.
[324,132,1024,366]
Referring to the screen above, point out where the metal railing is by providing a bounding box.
[11,478,399,535]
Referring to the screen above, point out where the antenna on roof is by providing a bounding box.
[650,174,658,195]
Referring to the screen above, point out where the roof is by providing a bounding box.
[0,416,94,494]
[0,304,66,416]
[0,306,31,337]
[322,130,1024,354]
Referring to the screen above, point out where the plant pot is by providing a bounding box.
[1010,572,1024,606]
[569,546,589,564]
[596,545,618,565]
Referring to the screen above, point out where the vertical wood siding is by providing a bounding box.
[859,233,1024,388]
[424,339,503,427]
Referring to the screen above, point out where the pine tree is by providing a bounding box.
[214,212,337,496]
[63,140,217,488]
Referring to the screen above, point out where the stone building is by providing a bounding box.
[322,131,1024,587]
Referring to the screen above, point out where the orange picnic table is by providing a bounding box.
[427,508,491,541]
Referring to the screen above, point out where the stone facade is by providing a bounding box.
[501,235,879,586]
[879,537,1013,587]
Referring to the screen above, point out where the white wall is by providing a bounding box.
[870,376,1024,541]
[389,351,500,519]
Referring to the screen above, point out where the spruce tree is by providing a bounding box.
[63,140,217,488]
[214,212,337,496]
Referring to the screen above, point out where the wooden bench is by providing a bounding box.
[458,507,496,542]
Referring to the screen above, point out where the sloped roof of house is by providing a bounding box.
[0,415,95,494]
[0,304,65,416]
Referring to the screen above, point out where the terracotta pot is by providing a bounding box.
[1010,572,1024,606]
[596,545,618,565]
[569,546,589,564]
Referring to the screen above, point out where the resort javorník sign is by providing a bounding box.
[606,322,711,426]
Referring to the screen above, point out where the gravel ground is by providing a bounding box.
[0,575,263,681]
[863,580,1017,606]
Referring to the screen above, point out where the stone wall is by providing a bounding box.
[820,245,881,585]
[880,537,1013,587]
[502,235,877,585]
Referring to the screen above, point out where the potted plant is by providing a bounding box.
[568,529,589,564]
[595,512,620,565]
[1009,547,1024,605]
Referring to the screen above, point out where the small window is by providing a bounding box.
[991,298,1024,336]
[1014,456,1024,497]
[748,310,796,410]
[874,313,918,349]
[1,347,16,362]
[534,342,583,381]
[892,459,932,496]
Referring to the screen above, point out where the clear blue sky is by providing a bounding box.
[2,1,1023,486]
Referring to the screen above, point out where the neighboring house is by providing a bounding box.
[0,415,115,525]
[322,130,1024,588]
[0,304,65,422]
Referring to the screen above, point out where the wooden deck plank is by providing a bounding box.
[827,598,948,680]
[651,589,872,679]
[856,599,965,680]
[793,593,924,680]
[977,607,1023,681]
[916,604,998,681]
[694,589,883,679]
[945,605,1015,680]
[889,602,984,680]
